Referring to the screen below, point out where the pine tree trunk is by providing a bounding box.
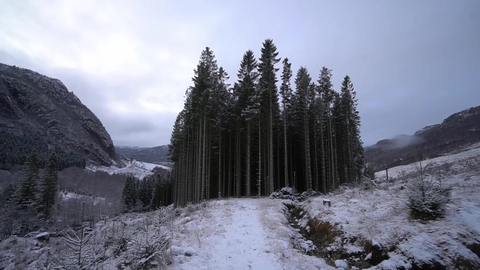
[218,131,222,197]
[196,124,202,203]
[305,112,312,190]
[313,126,319,191]
[283,106,289,187]
[246,121,251,197]
[236,122,242,197]
[206,135,211,199]
[202,114,207,200]
[328,116,335,190]
[258,120,262,196]
[228,133,233,197]
[269,93,274,194]
[320,117,326,193]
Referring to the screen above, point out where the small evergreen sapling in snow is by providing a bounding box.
[407,162,451,220]
[364,164,375,180]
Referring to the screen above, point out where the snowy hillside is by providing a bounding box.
[375,142,480,179]
[87,159,171,180]
[300,144,480,269]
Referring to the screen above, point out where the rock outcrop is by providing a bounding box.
[0,63,117,166]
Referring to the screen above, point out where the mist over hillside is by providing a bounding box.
[365,106,480,170]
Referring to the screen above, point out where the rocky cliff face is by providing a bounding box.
[365,106,480,170]
[0,63,117,166]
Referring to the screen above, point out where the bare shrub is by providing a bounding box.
[306,220,341,249]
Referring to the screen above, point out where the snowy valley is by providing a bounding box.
[1,144,479,269]
[1,2,479,269]
[87,159,172,180]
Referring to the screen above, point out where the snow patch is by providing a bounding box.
[87,159,170,180]
[335,259,348,269]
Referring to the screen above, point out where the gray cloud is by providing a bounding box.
[1,0,479,147]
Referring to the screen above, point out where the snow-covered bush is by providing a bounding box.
[407,164,451,220]
[270,187,321,202]
[270,187,295,200]
[186,202,200,214]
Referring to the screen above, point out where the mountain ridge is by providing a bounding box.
[115,145,170,164]
[0,63,119,167]
[365,105,480,170]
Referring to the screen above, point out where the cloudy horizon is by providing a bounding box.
[1,0,479,147]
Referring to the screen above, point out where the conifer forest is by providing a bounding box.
[170,39,365,206]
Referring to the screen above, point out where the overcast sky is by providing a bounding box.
[1,0,479,147]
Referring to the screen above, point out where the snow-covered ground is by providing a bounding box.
[375,142,480,180]
[2,145,479,269]
[87,159,171,179]
[169,198,333,270]
[302,144,480,269]
[59,191,106,205]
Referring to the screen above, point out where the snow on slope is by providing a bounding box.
[375,143,480,179]
[59,191,106,205]
[170,198,334,270]
[302,145,480,269]
[87,159,171,179]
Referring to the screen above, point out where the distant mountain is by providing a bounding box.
[0,63,119,168]
[115,145,170,163]
[365,106,480,170]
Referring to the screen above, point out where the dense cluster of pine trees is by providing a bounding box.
[2,152,59,235]
[121,174,173,211]
[0,131,86,170]
[169,39,364,207]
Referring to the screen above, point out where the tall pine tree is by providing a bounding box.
[258,39,280,195]
[17,152,40,209]
[122,176,137,210]
[39,152,58,219]
[280,58,293,188]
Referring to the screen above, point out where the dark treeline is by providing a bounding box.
[170,39,364,207]
[121,173,174,211]
[0,131,86,170]
[1,152,59,236]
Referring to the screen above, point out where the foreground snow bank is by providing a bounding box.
[302,155,480,269]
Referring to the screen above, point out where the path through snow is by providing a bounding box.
[170,198,333,270]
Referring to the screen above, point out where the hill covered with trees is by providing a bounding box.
[115,145,170,164]
[365,106,480,170]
